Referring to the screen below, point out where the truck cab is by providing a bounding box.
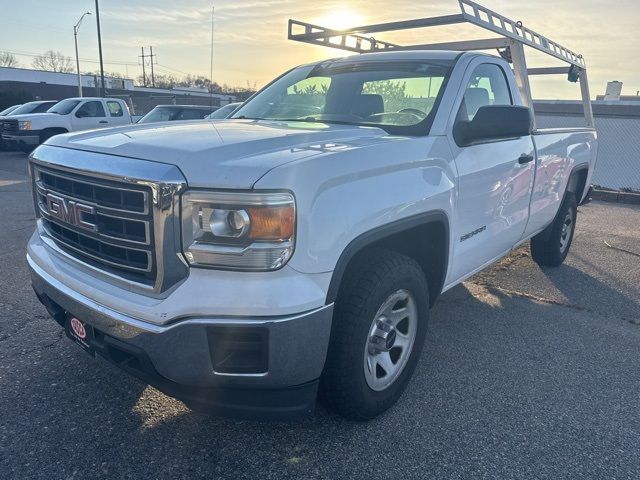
[2,97,131,152]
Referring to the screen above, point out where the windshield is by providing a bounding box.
[47,99,81,115]
[138,106,210,124]
[231,60,453,135]
[208,103,240,119]
[0,105,21,116]
[11,102,53,115]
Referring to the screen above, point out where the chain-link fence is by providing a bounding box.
[535,102,640,192]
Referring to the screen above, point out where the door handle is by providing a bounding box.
[518,154,534,164]
[99,120,108,124]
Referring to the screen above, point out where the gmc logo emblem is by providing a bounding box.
[45,193,97,232]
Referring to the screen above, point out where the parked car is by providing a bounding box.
[27,4,597,421]
[206,102,242,119]
[2,97,132,153]
[0,104,22,116]
[1,101,59,150]
[137,105,216,124]
[5,100,59,116]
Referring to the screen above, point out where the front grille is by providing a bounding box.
[2,119,18,134]
[33,166,156,283]
[39,170,146,213]
[45,220,151,272]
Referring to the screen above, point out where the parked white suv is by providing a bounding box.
[2,97,131,152]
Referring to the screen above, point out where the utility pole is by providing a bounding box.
[209,2,214,108]
[139,47,147,86]
[139,47,156,87]
[149,46,156,87]
[95,0,106,97]
[73,12,91,97]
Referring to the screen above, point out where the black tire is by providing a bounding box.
[320,248,429,420]
[39,129,65,145]
[531,193,578,267]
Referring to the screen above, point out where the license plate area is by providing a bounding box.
[65,315,95,356]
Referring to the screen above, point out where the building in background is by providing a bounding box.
[596,80,640,102]
[535,99,640,191]
[603,81,623,101]
[0,66,236,115]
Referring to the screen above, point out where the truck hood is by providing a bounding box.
[5,113,58,122]
[45,119,389,188]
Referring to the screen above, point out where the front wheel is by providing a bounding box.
[531,193,578,267]
[320,249,429,420]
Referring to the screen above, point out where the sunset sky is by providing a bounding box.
[2,0,639,99]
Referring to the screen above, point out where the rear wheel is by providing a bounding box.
[320,249,429,420]
[531,194,578,267]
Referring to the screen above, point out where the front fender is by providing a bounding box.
[254,135,456,275]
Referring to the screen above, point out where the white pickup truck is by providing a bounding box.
[27,3,597,420]
[2,97,131,153]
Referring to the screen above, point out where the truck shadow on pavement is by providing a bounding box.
[5,260,640,479]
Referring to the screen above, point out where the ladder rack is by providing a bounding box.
[288,0,594,128]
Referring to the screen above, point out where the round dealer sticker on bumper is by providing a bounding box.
[70,317,87,339]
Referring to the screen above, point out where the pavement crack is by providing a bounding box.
[604,240,640,258]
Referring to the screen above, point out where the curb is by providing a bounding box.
[591,189,640,205]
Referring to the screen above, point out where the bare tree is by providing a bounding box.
[0,51,19,67]
[32,50,74,73]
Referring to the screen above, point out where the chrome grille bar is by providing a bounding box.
[29,146,188,295]
[33,165,155,278]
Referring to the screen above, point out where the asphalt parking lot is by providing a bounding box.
[1,150,639,479]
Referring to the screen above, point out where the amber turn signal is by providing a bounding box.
[247,206,295,240]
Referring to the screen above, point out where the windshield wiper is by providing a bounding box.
[258,117,363,127]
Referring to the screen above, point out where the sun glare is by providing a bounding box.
[316,9,366,30]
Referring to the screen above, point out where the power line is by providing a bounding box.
[156,63,192,77]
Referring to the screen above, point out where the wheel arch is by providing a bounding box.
[39,127,68,143]
[566,163,590,204]
[325,211,450,307]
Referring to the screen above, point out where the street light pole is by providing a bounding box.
[73,12,91,97]
[95,0,106,97]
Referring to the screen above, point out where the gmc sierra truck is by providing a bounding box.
[27,2,597,420]
[3,97,131,153]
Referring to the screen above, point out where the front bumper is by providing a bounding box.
[2,130,41,146]
[29,254,334,419]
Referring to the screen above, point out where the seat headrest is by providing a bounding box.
[464,88,490,119]
[352,94,384,118]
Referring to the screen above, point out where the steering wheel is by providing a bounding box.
[365,112,423,123]
[398,108,426,117]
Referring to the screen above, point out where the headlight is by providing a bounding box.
[181,190,295,270]
[18,121,32,130]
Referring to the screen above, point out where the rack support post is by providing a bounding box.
[579,68,594,128]
[509,40,536,130]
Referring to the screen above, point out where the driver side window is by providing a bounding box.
[76,101,106,118]
[459,63,512,121]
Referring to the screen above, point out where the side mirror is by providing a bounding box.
[75,109,88,118]
[454,105,533,147]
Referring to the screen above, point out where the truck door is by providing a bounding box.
[446,61,535,283]
[105,100,129,125]
[72,100,109,130]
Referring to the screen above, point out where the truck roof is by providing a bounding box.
[317,50,463,64]
[60,97,122,102]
